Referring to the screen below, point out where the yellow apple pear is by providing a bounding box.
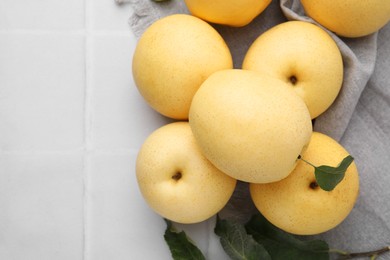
[132,14,233,120]
[136,122,236,224]
[301,0,390,38]
[184,0,272,27]
[243,21,343,119]
[250,132,360,235]
[189,69,312,184]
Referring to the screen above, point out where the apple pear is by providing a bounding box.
[132,14,233,120]
[250,132,360,235]
[189,69,312,184]
[184,0,271,27]
[243,21,343,119]
[136,122,237,224]
[301,0,390,38]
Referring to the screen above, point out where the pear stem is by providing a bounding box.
[329,246,390,259]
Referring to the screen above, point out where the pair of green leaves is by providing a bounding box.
[300,155,354,191]
[164,214,329,260]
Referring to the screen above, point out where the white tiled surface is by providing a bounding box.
[0,0,84,30]
[0,153,84,260]
[0,1,197,259]
[87,152,166,260]
[90,34,170,150]
[0,33,85,151]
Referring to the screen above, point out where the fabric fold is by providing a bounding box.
[128,0,188,38]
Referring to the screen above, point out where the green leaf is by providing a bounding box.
[314,155,354,191]
[245,214,329,260]
[164,219,206,260]
[214,215,272,260]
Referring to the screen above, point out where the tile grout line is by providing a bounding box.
[0,148,139,155]
[0,29,86,35]
[0,28,131,35]
[82,0,93,258]
[80,3,136,259]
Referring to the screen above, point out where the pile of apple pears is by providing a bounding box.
[133,2,390,236]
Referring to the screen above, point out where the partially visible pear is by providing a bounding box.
[301,0,390,37]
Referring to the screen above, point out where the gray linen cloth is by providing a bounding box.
[124,0,390,257]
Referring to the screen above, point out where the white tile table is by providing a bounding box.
[0,1,216,259]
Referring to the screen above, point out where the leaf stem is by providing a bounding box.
[330,246,390,259]
[297,155,317,168]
